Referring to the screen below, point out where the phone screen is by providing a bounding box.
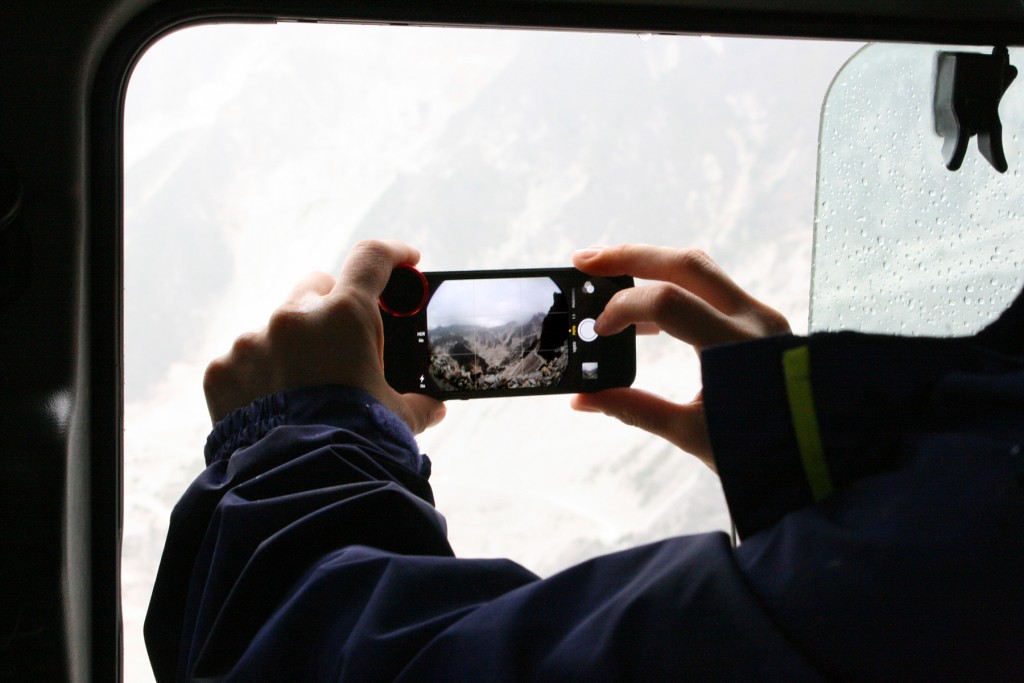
[381,268,635,399]
[428,276,569,391]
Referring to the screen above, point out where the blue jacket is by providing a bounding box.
[146,296,1024,682]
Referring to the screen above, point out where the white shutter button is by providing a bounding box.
[578,318,598,342]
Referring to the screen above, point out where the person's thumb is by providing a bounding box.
[392,391,447,434]
[571,388,713,469]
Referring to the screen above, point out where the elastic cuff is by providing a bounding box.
[203,385,426,476]
[205,391,289,465]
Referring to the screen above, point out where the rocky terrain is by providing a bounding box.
[429,313,569,390]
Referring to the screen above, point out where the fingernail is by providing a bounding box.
[573,244,606,260]
[570,396,600,413]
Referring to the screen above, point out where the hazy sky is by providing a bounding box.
[428,277,560,328]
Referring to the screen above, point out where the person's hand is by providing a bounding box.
[570,244,790,470]
[203,239,446,433]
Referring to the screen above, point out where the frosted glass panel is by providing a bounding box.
[811,44,1024,335]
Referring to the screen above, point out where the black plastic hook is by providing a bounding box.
[934,46,1017,173]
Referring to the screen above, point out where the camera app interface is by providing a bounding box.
[427,278,569,391]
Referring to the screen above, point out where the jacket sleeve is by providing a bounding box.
[703,326,1024,680]
[701,331,980,538]
[703,284,1024,538]
[144,385,530,681]
[145,384,823,682]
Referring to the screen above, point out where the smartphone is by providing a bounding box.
[380,265,636,399]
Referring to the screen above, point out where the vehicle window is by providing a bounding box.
[123,24,858,682]
[812,44,1024,335]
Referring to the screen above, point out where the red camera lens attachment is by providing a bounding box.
[379,264,428,317]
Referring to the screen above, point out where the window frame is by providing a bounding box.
[81,1,1024,679]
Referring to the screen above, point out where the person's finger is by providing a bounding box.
[387,390,447,434]
[283,271,336,305]
[335,240,421,297]
[595,282,744,348]
[574,244,751,315]
[571,388,713,469]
